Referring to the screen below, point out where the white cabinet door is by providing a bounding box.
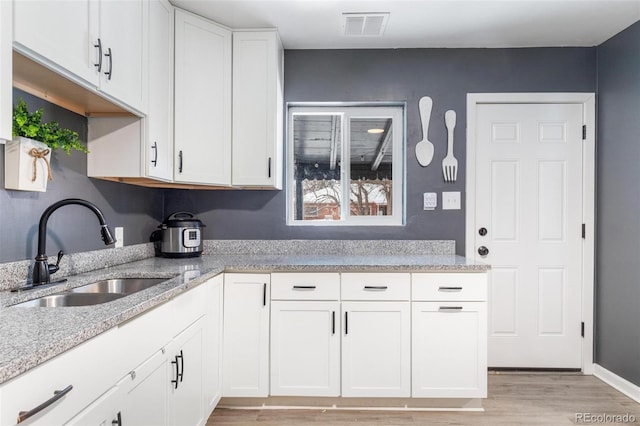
[412,302,487,398]
[117,349,169,426]
[167,317,206,426]
[223,274,270,397]
[271,301,340,396]
[203,275,224,415]
[65,386,121,426]
[174,9,232,185]
[0,0,12,141]
[98,0,147,112]
[232,30,283,188]
[341,302,411,397]
[146,0,174,181]
[13,0,99,86]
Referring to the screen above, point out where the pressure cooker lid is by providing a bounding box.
[161,211,205,228]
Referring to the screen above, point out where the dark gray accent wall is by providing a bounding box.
[595,22,640,386]
[0,90,165,263]
[165,48,596,254]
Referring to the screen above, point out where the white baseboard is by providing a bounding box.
[594,364,640,403]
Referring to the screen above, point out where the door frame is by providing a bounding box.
[465,93,595,374]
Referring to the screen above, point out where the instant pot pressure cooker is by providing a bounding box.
[150,212,205,258]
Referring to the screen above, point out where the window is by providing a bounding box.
[287,104,405,226]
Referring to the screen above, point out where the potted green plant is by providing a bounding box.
[5,98,89,192]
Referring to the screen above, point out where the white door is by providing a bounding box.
[341,302,410,397]
[174,10,232,185]
[271,301,340,396]
[473,102,584,368]
[223,274,270,397]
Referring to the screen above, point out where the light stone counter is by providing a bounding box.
[0,240,488,384]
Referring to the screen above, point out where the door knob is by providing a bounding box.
[478,227,488,236]
[478,246,489,256]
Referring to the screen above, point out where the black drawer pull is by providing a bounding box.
[345,311,348,335]
[263,283,267,306]
[439,306,463,311]
[438,286,463,291]
[112,411,122,426]
[171,354,179,389]
[332,311,335,335]
[364,285,388,290]
[293,285,316,290]
[17,385,73,423]
[177,350,184,383]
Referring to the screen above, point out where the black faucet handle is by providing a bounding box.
[48,250,64,275]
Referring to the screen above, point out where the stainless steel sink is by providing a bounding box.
[70,277,168,296]
[12,277,170,308]
[13,292,125,307]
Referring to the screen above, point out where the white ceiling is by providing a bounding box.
[170,0,640,49]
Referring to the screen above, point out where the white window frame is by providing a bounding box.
[287,103,405,226]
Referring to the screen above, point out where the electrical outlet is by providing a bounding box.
[115,227,124,248]
[423,192,437,210]
[442,191,461,210]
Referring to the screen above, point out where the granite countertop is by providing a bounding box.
[0,250,489,385]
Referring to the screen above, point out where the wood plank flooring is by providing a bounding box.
[207,374,640,425]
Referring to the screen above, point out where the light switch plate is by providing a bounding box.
[114,227,124,248]
[442,191,461,210]
[423,192,437,210]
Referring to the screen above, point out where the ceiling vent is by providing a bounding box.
[342,13,389,37]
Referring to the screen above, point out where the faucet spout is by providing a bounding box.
[33,198,116,285]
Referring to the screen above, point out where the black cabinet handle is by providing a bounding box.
[151,142,158,166]
[478,246,489,256]
[94,38,103,71]
[438,286,463,291]
[439,306,463,311]
[344,311,348,335]
[111,412,122,426]
[268,157,272,178]
[171,355,179,389]
[364,285,388,290]
[293,285,316,290]
[178,350,184,383]
[332,311,335,335]
[263,283,267,306]
[178,150,183,173]
[104,47,113,80]
[17,385,73,424]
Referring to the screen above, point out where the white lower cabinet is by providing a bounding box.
[411,272,488,398]
[270,301,340,396]
[412,302,487,398]
[203,275,224,414]
[223,274,270,397]
[341,301,411,397]
[167,317,206,426]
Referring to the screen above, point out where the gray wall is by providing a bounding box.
[595,22,640,386]
[0,90,165,263]
[165,47,596,254]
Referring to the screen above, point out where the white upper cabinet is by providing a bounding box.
[232,30,284,189]
[13,0,99,86]
[174,9,232,186]
[146,0,174,181]
[0,0,11,142]
[13,0,147,114]
[97,0,148,113]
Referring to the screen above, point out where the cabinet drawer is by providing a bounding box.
[412,273,487,301]
[271,273,340,300]
[341,273,410,301]
[0,329,119,426]
[172,282,208,336]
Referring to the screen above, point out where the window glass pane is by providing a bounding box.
[349,117,393,217]
[292,114,342,221]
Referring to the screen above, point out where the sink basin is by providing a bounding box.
[11,277,171,308]
[70,277,168,296]
[13,292,125,307]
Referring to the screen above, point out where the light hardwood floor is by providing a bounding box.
[207,374,640,425]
